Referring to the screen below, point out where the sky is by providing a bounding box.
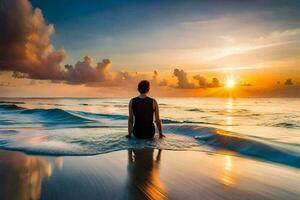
[0,0,300,97]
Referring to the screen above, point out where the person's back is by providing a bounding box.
[127,80,165,139]
[132,96,155,139]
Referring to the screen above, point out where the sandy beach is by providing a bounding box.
[0,149,299,200]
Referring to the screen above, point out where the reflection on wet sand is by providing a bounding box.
[126,149,167,200]
[218,154,236,187]
[0,151,62,200]
[0,149,299,200]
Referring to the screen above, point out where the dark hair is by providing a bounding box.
[138,80,150,94]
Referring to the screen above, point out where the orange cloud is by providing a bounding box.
[0,0,66,80]
[64,56,112,83]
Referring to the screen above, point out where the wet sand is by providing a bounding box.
[0,149,299,200]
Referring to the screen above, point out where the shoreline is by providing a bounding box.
[0,149,299,200]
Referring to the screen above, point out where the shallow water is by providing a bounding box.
[0,97,299,168]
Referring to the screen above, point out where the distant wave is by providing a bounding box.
[210,109,260,117]
[0,130,18,134]
[0,101,25,104]
[77,111,128,120]
[273,122,300,129]
[0,104,96,124]
[0,104,24,110]
[185,108,204,112]
[0,104,218,126]
[21,108,95,123]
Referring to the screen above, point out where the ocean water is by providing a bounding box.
[0,97,299,168]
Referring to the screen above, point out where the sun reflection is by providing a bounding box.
[219,155,236,187]
[225,98,233,129]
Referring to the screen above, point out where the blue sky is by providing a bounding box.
[29,0,300,71]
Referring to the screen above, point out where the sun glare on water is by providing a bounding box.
[226,79,236,88]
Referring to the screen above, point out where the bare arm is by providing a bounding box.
[154,99,165,138]
[127,99,134,138]
[128,149,133,163]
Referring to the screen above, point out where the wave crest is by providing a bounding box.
[20,108,95,123]
[273,122,300,129]
[0,104,24,110]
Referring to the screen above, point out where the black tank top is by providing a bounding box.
[132,96,155,139]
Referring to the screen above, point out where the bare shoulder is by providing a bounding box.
[129,98,134,106]
[152,98,158,109]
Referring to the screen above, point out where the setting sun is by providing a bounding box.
[226,79,236,88]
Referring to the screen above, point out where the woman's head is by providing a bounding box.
[138,80,150,94]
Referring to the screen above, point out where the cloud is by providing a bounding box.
[240,83,253,87]
[0,0,66,80]
[151,70,159,83]
[285,78,293,86]
[0,0,137,86]
[173,68,221,89]
[173,68,195,88]
[151,70,168,87]
[193,75,220,88]
[64,56,112,83]
[193,75,207,87]
[211,77,220,87]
